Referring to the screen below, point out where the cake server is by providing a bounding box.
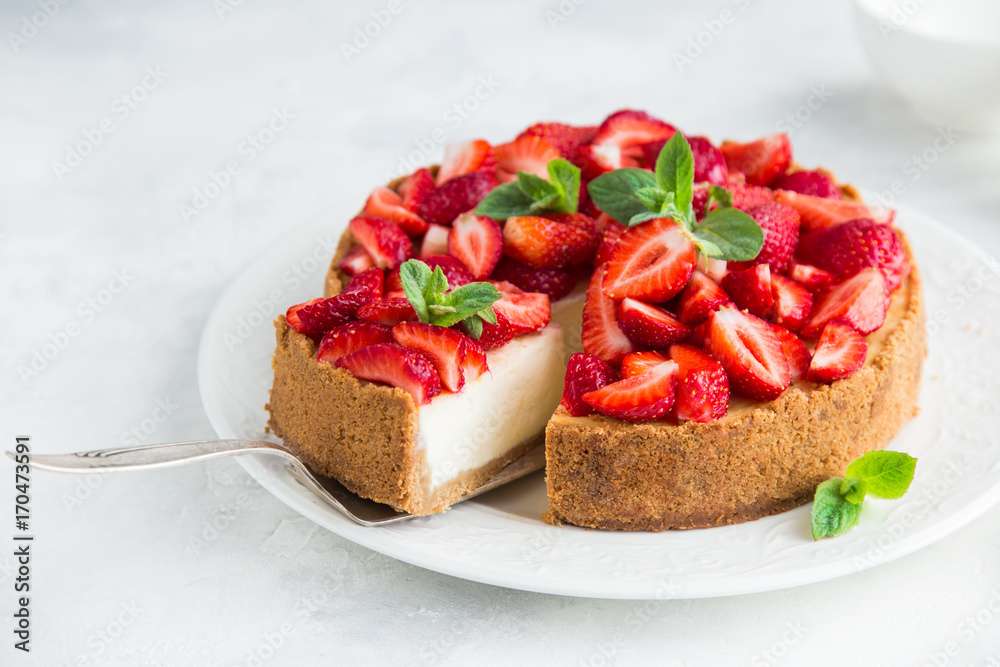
[5,439,546,526]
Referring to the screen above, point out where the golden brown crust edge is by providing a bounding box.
[544,264,926,532]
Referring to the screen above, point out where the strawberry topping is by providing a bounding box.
[349,216,413,269]
[339,245,374,276]
[720,133,792,186]
[417,170,499,226]
[602,218,696,301]
[677,271,730,325]
[336,343,441,404]
[316,322,392,364]
[392,321,474,392]
[707,305,792,400]
[582,359,679,422]
[803,267,889,338]
[503,213,598,269]
[448,213,503,279]
[561,352,618,417]
[774,190,894,232]
[722,264,774,318]
[494,134,560,181]
[798,218,908,291]
[617,298,690,348]
[808,322,868,383]
[491,284,551,334]
[518,122,597,157]
[436,139,494,185]
[773,169,840,198]
[422,254,474,287]
[492,258,578,301]
[670,344,730,423]
[476,311,516,350]
[586,109,676,172]
[771,274,813,332]
[357,297,418,326]
[789,263,834,293]
[730,202,800,272]
[363,186,428,236]
[400,168,436,213]
[419,224,451,258]
[620,351,670,378]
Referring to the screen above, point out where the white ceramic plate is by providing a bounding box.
[198,206,1000,599]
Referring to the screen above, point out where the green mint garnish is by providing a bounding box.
[586,133,763,263]
[398,259,500,338]
[475,158,580,220]
[811,451,917,540]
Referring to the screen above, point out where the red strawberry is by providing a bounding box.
[492,286,551,334]
[720,133,792,185]
[603,218,696,301]
[586,109,676,171]
[582,265,634,363]
[363,186,428,236]
[560,352,618,416]
[492,258,578,301]
[494,134,560,181]
[422,254,474,287]
[696,254,729,283]
[357,297,417,326]
[669,344,729,423]
[518,122,597,157]
[461,338,489,381]
[341,267,385,303]
[339,245,374,276]
[286,297,353,339]
[594,217,625,266]
[476,311,516,350]
[436,139,494,185]
[773,324,811,381]
[349,216,413,269]
[620,351,670,378]
[503,214,598,269]
[808,322,868,383]
[400,168,435,213]
[419,224,450,258]
[773,169,840,198]
[418,170,499,226]
[790,263,834,293]
[689,135,728,185]
[803,268,889,338]
[582,359,679,421]
[730,202,800,272]
[677,271,730,325]
[392,321,473,392]
[448,213,503,279]
[730,182,775,211]
[722,265,774,318]
[707,305,792,400]
[316,322,392,364]
[798,218,908,291]
[774,190,894,232]
[771,274,813,331]
[336,343,441,404]
[617,298,690,348]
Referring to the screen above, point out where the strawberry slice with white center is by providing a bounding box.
[494,134,560,181]
[721,264,774,318]
[790,263,834,293]
[491,284,551,335]
[392,321,473,392]
[773,323,811,381]
[448,213,503,279]
[808,322,868,383]
[774,190,894,232]
[349,216,413,269]
[336,343,442,404]
[677,270,730,325]
[316,322,393,364]
[798,218,908,291]
[771,274,813,332]
[582,265,634,363]
[720,133,792,186]
[362,186,429,236]
[586,109,676,171]
[617,298,689,348]
[602,218,696,301]
[419,224,451,258]
[620,351,670,378]
[669,344,730,423]
[707,305,792,400]
[400,168,436,213]
[460,337,489,381]
[339,245,374,276]
[802,267,888,338]
[436,139,494,184]
[582,359,679,422]
[357,297,417,326]
[561,352,618,416]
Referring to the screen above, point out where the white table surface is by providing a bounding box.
[4,1,1000,665]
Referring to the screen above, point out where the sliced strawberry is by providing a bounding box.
[494,134,560,181]
[696,254,729,283]
[560,352,618,417]
[803,267,889,338]
[448,213,503,279]
[286,297,354,340]
[518,122,597,157]
[357,297,418,326]
[790,263,834,293]
[400,167,436,213]
[492,287,551,334]
[336,343,441,404]
[476,311,516,350]
[341,267,385,304]
[690,135,728,185]
[603,218,696,301]
[677,271,730,325]
[774,190,894,232]
[339,245,374,276]
[773,169,840,198]
[492,258,578,300]
[669,344,729,423]
[771,274,813,331]
[620,351,670,379]
[392,321,471,392]
[722,265,774,318]
[773,324,811,381]
[617,298,689,348]
[720,133,792,186]
[594,217,625,267]
[363,186,428,236]
[419,224,451,258]
[582,265,634,363]
[436,139,494,185]
[798,218,908,291]
[461,338,489,381]
[503,214,598,269]
[582,360,679,422]
[808,321,868,383]
[316,322,392,364]
[349,216,413,269]
[417,170,499,226]
[707,305,792,400]
[422,254,474,287]
[586,109,676,171]
[730,202,800,272]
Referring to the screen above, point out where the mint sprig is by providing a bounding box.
[586,133,763,262]
[811,451,918,540]
[398,259,500,339]
[475,158,580,220]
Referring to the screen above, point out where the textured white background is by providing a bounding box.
[3,0,1000,665]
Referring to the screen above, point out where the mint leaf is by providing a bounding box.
[429,282,502,327]
[475,159,579,219]
[627,211,665,227]
[399,259,432,321]
[462,316,483,339]
[707,185,732,209]
[398,259,501,332]
[634,186,667,212]
[654,133,694,221]
[845,451,917,499]
[840,477,866,505]
[475,182,536,220]
[517,172,558,202]
[476,305,497,325]
[811,478,862,540]
[547,158,580,214]
[692,207,764,261]
[587,168,658,224]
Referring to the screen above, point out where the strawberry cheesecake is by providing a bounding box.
[267,109,925,527]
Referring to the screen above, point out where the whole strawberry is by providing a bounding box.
[798,218,908,290]
[729,202,800,273]
[560,352,618,417]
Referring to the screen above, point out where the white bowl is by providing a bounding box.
[853,0,1000,133]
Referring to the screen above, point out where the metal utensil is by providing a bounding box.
[6,439,546,526]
